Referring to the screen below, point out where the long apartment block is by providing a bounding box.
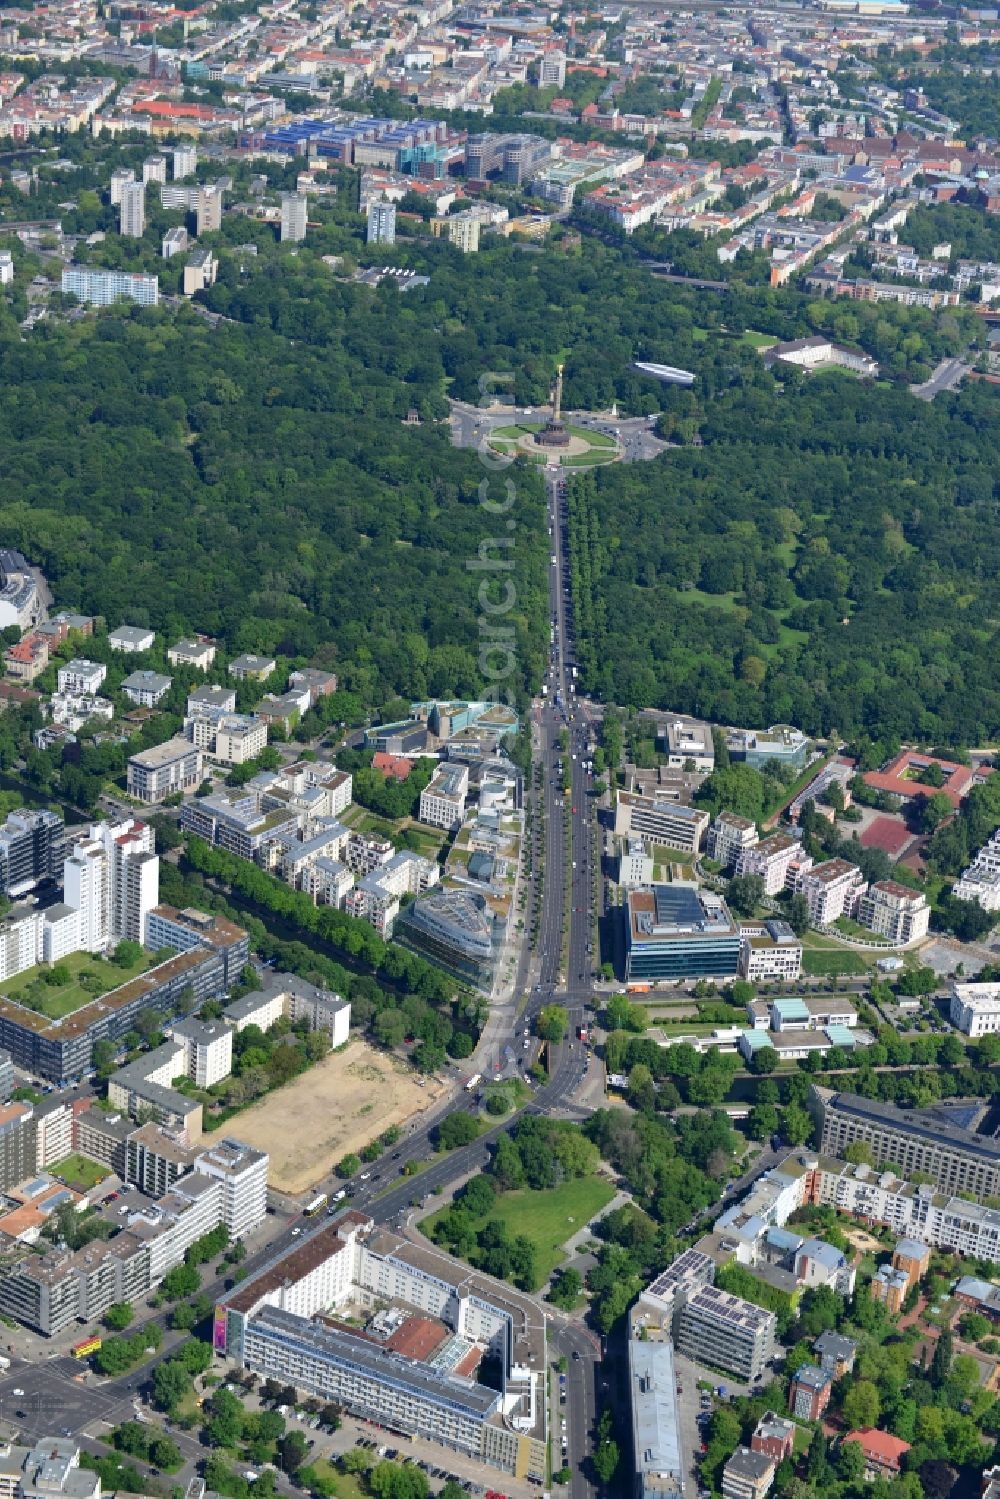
[811,1086,1000,1202]
[216,1213,546,1480]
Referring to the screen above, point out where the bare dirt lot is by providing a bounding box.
[226,1041,446,1194]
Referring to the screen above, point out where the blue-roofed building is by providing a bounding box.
[629,1338,683,1499]
[771,997,810,1030]
[739,1030,774,1061]
[825,1024,859,1049]
[765,1226,803,1256]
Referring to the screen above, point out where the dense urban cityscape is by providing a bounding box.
[0,2,998,1499]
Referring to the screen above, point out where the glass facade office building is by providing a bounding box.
[624,884,740,982]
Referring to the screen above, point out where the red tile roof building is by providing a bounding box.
[862,749,991,811]
[372,752,414,781]
[843,1429,911,1479]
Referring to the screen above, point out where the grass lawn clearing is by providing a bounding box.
[801,948,867,977]
[397,825,446,859]
[0,949,153,1020]
[50,1152,111,1191]
[319,1461,367,1499]
[741,330,778,350]
[425,1176,615,1284]
[649,843,694,865]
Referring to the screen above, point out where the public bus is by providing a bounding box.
[303,1193,329,1217]
[72,1335,102,1359]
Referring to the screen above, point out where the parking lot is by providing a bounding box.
[673,1351,770,1498]
[300,1410,539,1499]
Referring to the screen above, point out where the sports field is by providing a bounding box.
[224,1040,446,1194]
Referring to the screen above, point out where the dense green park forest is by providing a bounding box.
[0,304,548,711]
[0,168,997,739]
[567,374,1000,742]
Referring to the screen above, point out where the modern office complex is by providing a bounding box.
[216,1214,546,1479]
[62,265,159,307]
[614,793,710,855]
[624,885,740,982]
[675,1285,776,1382]
[811,1086,1000,1201]
[630,1247,775,1381]
[465,132,551,185]
[726,726,809,771]
[738,920,802,983]
[179,788,299,862]
[419,764,469,831]
[395,888,496,990]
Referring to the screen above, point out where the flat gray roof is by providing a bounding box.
[252,1306,500,1419]
[629,1339,682,1489]
[822,1088,1000,1161]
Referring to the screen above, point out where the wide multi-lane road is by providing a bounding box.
[224,461,606,1495]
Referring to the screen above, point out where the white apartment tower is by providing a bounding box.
[280,193,308,243]
[539,49,567,87]
[143,154,168,185]
[109,167,135,206]
[65,818,159,949]
[173,145,197,180]
[120,181,146,239]
[109,819,159,944]
[367,200,396,245]
[63,841,110,952]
